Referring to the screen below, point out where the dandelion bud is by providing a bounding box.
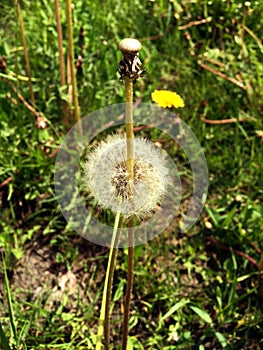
[119,38,142,56]
[118,38,146,81]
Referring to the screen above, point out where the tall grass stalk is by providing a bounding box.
[15,0,35,107]
[54,0,66,87]
[1,254,17,349]
[54,0,69,123]
[65,0,82,133]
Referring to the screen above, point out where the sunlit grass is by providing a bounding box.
[0,0,262,349]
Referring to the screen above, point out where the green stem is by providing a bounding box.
[95,211,121,350]
[122,224,134,350]
[122,76,135,350]
[125,77,134,180]
[2,254,17,344]
[258,253,263,302]
[104,216,122,350]
[65,0,82,134]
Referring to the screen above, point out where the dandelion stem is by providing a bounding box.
[122,76,135,350]
[122,223,134,350]
[125,77,134,180]
[104,216,122,350]
[118,37,142,349]
[95,211,121,350]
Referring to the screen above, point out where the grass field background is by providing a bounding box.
[0,1,262,349]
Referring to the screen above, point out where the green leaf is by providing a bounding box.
[189,305,212,324]
[215,332,228,348]
[160,299,190,321]
[183,331,191,339]
[112,279,125,302]
[127,336,134,350]
[11,247,24,260]
[127,336,144,350]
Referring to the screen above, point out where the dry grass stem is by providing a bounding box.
[15,0,35,106]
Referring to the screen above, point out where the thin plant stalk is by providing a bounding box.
[259,252,263,302]
[2,254,17,345]
[125,77,134,180]
[54,0,66,87]
[54,0,70,123]
[104,216,122,350]
[104,245,119,350]
[15,0,35,107]
[65,0,82,134]
[122,224,134,350]
[122,76,135,350]
[96,211,121,350]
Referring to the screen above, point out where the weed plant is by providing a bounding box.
[0,0,262,349]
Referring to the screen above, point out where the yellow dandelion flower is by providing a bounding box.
[151,90,185,108]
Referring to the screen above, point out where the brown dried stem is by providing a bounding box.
[201,117,244,124]
[15,0,35,106]
[207,236,259,268]
[54,0,70,123]
[65,0,82,134]
[198,60,246,90]
[4,78,40,119]
[54,0,66,87]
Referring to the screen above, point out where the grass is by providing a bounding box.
[0,0,263,349]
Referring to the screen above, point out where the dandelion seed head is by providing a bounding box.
[82,134,169,219]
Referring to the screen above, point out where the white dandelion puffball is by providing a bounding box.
[82,134,169,219]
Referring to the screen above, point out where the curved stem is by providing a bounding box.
[95,211,121,350]
[104,216,122,350]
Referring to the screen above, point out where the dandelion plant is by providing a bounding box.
[81,38,169,349]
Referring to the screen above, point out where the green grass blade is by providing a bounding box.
[2,254,17,343]
[160,298,190,322]
[189,305,212,324]
[0,321,12,350]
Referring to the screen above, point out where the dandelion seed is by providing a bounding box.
[151,90,185,108]
[82,134,169,219]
